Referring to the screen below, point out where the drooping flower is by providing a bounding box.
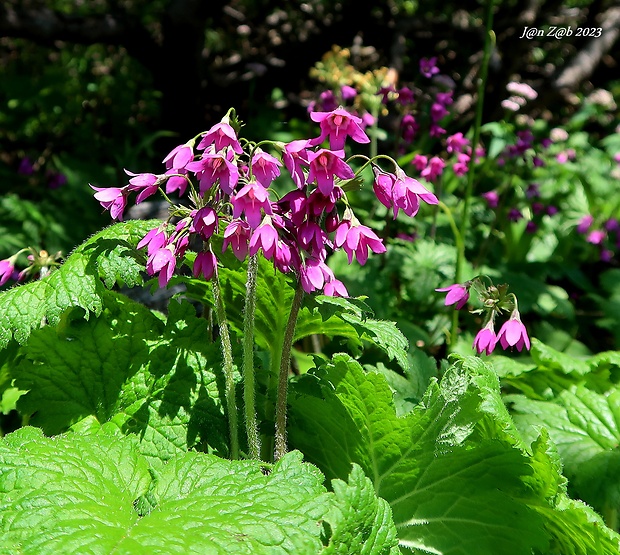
[191,206,218,241]
[392,170,439,218]
[0,259,14,286]
[197,121,243,154]
[430,102,448,122]
[421,157,445,182]
[18,157,34,175]
[446,132,469,154]
[482,190,499,209]
[452,153,470,176]
[90,185,130,221]
[372,170,395,209]
[309,108,370,150]
[473,320,498,356]
[324,277,349,297]
[401,114,418,143]
[298,220,329,258]
[249,218,279,259]
[125,170,161,203]
[306,149,355,196]
[164,168,189,197]
[137,226,168,256]
[412,154,428,172]
[334,221,386,265]
[497,310,530,352]
[231,180,273,228]
[299,257,334,294]
[435,283,469,310]
[251,149,282,188]
[282,140,310,189]
[193,250,218,280]
[508,208,523,221]
[577,215,594,234]
[587,230,606,245]
[146,246,177,288]
[186,149,239,195]
[222,219,251,261]
[163,144,194,171]
[341,85,357,101]
[397,87,414,105]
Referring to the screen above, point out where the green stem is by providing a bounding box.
[274,281,305,461]
[451,0,495,352]
[243,255,261,460]
[212,272,239,460]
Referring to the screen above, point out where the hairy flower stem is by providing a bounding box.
[451,0,495,352]
[243,255,261,460]
[212,273,239,460]
[274,281,305,461]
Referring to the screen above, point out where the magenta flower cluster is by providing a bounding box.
[435,280,530,355]
[91,108,438,294]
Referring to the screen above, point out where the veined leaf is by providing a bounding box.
[288,354,620,555]
[0,219,159,349]
[0,427,398,555]
[12,292,229,465]
[508,386,620,514]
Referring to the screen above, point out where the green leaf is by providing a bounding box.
[289,354,549,554]
[12,292,229,465]
[508,386,620,512]
[289,354,620,554]
[0,426,150,554]
[321,464,399,555]
[492,340,620,399]
[297,295,410,372]
[0,219,159,349]
[0,428,398,554]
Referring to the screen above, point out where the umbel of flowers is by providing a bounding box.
[91,107,439,296]
[436,278,530,355]
[90,107,440,461]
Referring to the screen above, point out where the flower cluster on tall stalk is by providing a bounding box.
[91,106,439,462]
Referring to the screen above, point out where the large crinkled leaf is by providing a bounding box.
[508,386,620,513]
[0,219,158,349]
[492,339,620,399]
[12,292,229,465]
[0,428,398,555]
[288,354,620,555]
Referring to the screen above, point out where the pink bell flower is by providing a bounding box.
[193,250,217,280]
[473,321,498,356]
[251,150,282,188]
[497,310,531,352]
[197,121,243,154]
[0,259,15,286]
[307,149,355,197]
[223,219,252,261]
[90,184,130,221]
[309,108,370,150]
[435,283,470,310]
[334,221,386,265]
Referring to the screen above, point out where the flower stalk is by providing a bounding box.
[243,254,261,460]
[274,281,305,461]
[211,272,239,460]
